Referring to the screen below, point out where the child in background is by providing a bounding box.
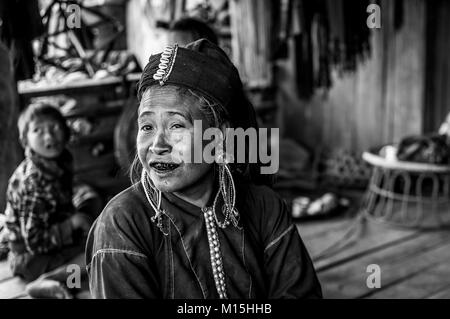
[3,103,94,298]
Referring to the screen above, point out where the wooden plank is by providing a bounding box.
[318,230,450,298]
[427,284,450,299]
[319,230,449,298]
[424,0,450,132]
[15,290,91,299]
[382,0,397,143]
[0,275,91,299]
[0,265,91,299]
[298,217,367,259]
[369,261,450,299]
[75,290,92,299]
[229,0,273,87]
[0,42,21,215]
[18,73,140,97]
[391,0,426,141]
[126,0,168,67]
[10,287,91,299]
[297,216,356,241]
[353,20,385,152]
[309,219,420,270]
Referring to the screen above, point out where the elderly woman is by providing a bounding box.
[86,39,322,299]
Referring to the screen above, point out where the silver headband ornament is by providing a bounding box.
[153,44,179,86]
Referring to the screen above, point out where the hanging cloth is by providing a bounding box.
[0,0,44,80]
[288,0,371,99]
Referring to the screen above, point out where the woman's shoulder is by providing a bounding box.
[95,183,149,225]
[87,183,156,257]
[237,181,297,248]
[238,181,286,210]
[236,180,290,225]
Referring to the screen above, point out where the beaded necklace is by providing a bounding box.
[202,205,228,298]
[140,168,240,299]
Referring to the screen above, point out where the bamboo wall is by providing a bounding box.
[126,0,445,156]
[126,0,170,67]
[228,0,273,88]
[425,0,450,133]
[277,0,428,154]
[0,43,21,212]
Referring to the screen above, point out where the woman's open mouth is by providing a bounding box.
[149,162,180,174]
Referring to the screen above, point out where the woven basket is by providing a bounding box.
[361,150,450,229]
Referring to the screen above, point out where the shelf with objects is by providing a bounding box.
[18,0,141,203]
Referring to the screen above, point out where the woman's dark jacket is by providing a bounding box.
[86,180,322,299]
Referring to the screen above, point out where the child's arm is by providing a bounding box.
[18,178,76,254]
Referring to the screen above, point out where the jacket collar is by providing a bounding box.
[160,190,216,236]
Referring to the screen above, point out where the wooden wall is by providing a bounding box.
[425,0,450,133]
[0,43,21,212]
[277,0,427,154]
[126,0,170,68]
[228,0,273,88]
[125,0,447,156]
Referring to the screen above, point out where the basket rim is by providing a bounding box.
[362,150,450,173]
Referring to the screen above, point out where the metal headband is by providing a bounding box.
[139,39,241,108]
[152,44,179,86]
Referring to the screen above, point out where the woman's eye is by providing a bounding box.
[140,124,154,132]
[171,123,185,129]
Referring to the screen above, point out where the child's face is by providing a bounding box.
[26,117,66,158]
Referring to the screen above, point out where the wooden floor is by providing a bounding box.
[1,210,450,299]
[0,259,91,299]
[298,213,450,299]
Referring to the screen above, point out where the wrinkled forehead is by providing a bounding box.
[139,85,203,119]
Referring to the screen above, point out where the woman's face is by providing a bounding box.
[137,85,212,193]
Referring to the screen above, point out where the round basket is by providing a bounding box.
[361,149,450,229]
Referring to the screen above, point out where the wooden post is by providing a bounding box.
[126,0,173,67]
[229,0,274,88]
[424,0,450,133]
[0,43,21,212]
[383,0,427,143]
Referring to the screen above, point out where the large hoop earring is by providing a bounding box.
[212,151,240,229]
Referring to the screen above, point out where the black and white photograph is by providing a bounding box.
[0,0,449,306]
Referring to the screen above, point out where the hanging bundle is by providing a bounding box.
[276,0,372,99]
